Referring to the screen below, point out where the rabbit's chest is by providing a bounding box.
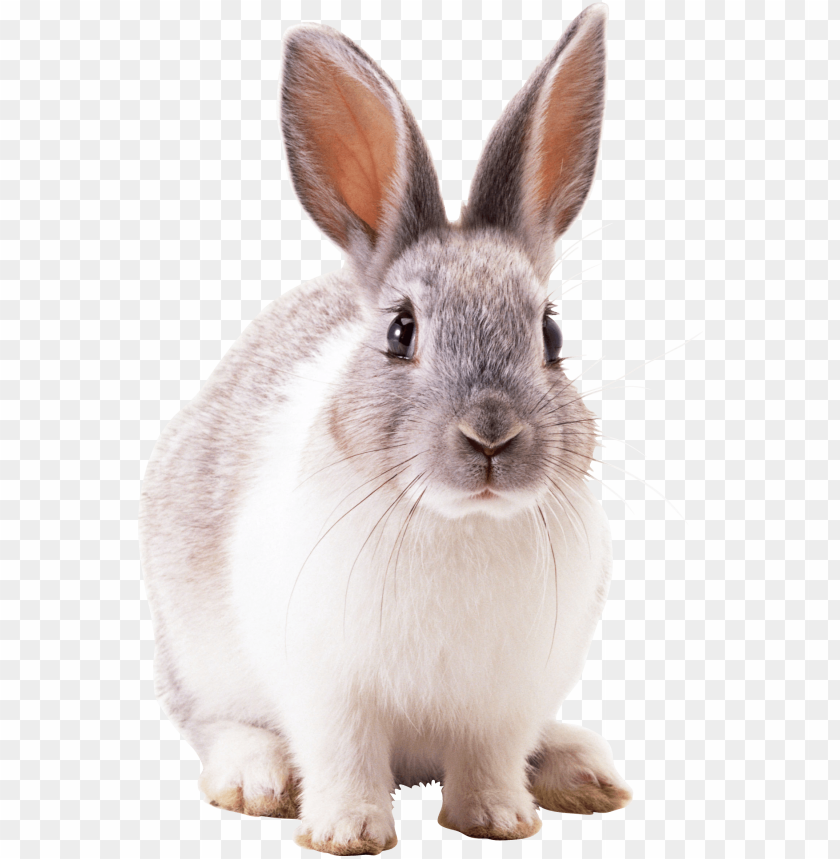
[225,336,612,719]
[375,526,609,717]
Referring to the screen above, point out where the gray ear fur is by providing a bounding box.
[280,24,447,283]
[462,4,608,280]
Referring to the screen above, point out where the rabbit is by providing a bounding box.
[139,3,631,854]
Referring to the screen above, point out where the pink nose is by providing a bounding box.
[458,423,523,458]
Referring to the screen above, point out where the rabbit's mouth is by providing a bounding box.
[422,483,538,520]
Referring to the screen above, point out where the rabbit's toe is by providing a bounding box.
[529,722,631,815]
[532,775,632,815]
[198,722,300,818]
[203,779,300,818]
[438,790,542,840]
[295,805,398,855]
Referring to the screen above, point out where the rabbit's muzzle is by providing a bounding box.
[457,421,524,459]
[441,392,539,494]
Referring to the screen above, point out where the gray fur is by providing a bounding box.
[327,230,597,509]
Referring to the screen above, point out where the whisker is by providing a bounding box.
[537,504,559,668]
[284,461,415,657]
[540,453,631,512]
[539,439,685,522]
[545,476,588,550]
[315,452,426,541]
[562,335,700,406]
[525,508,549,642]
[344,474,422,637]
[400,486,429,637]
[390,484,427,609]
[529,357,606,419]
[599,433,648,458]
[548,221,616,275]
[597,459,685,521]
[560,262,602,296]
[532,416,599,432]
[540,448,596,472]
[293,442,411,491]
[368,474,422,571]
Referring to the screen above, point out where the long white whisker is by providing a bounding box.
[536,504,559,667]
[558,262,603,296]
[525,509,549,642]
[599,459,685,521]
[568,334,701,403]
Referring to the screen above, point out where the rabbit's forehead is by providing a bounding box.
[388,232,545,330]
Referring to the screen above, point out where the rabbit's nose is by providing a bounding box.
[458,423,523,458]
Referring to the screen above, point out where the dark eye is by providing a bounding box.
[387,312,416,359]
[543,315,562,364]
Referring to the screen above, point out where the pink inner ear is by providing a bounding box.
[534,33,603,237]
[304,58,398,238]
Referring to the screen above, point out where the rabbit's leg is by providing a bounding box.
[289,707,398,856]
[193,721,300,818]
[437,728,542,841]
[528,721,632,814]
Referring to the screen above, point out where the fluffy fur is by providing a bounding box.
[140,5,630,855]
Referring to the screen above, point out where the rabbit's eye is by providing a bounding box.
[387,312,416,360]
[543,315,562,364]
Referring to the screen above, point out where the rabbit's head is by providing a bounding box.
[281,5,608,520]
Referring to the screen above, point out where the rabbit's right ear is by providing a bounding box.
[280,25,447,282]
[462,4,609,281]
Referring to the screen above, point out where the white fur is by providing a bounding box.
[158,317,613,841]
[198,722,294,808]
[191,323,614,840]
[143,9,621,849]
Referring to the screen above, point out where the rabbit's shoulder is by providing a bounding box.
[205,268,361,414]
[139,269,362,575]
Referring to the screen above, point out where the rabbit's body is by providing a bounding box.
[142,250,611,760]
[141,6,631,853]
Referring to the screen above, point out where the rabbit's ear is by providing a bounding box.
[462,4,608,280]
[281,25,447,279]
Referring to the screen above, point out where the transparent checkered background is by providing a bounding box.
[1,0,837,856]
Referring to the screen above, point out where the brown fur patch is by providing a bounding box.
[437,807,542,841]
[206,777,301,819]
[531,781,632,816]
[295,830,398,856]
[207,785,244,814]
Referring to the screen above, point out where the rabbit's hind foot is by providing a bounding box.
[197,721,300,818]
[529,721,631,815]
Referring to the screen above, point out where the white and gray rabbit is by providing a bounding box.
[140,4,630,854]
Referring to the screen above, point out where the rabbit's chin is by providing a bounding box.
[422,485,540,521]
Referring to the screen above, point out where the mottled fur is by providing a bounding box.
[140,6,629,856]
[140,273,362,737]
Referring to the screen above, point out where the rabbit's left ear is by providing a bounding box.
[280,25,447,281]
[462,4,608,280]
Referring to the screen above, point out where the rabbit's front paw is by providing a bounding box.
[198,723,300,818]
[438,790,541,841]
[529,722,632,815]
[295,804,398,856]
